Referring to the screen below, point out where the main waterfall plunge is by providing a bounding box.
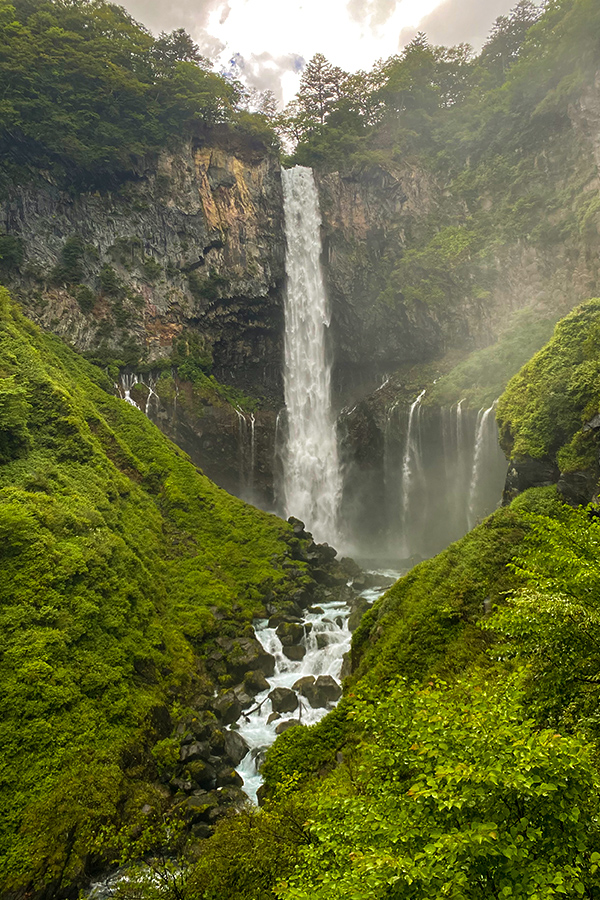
[280,166,341,544]
[278,165,507,561]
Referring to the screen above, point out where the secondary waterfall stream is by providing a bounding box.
[280,165,341,545]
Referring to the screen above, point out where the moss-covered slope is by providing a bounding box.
[0,287,307,894]
[497,298,600,501]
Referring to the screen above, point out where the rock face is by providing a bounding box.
[1,130,286,398]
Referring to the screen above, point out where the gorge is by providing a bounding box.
[4,0,600,896]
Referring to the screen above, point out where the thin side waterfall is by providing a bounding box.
[468,400,498,528]
[400,389,426,546]
[281,166,341,544]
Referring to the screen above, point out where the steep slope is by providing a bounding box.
[0,287,327,896]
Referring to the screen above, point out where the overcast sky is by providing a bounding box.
[120,0,517,105]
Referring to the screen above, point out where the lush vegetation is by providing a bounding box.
[0,0,277,188]
[429,306,559,409]
[0,287,308,894]
[161,484,600,900]
[497,298,600,467]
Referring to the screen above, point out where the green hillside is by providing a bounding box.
[0,286,310,894]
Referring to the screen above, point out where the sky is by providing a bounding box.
[120,0,517,105]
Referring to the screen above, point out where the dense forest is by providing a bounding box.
[3,0,600,898]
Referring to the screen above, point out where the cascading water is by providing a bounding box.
[400,389,427,550]
[280,166,341,545]
[467,400,500,529]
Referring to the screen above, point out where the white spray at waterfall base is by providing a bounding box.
[281,166,341,545]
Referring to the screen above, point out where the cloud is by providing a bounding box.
[223,51,306,105]
[120,0,230,57]
[401,0,516,50]
[347,0,398,30]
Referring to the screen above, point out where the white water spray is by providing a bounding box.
[281,166,341,544]
[468,401,498,528]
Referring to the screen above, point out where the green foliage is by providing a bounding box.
[349,500,542,688]
[487,505,600,738]
[261,705,349,789]
[388,226,482,309]
[0,287,305,893]
[281,674,600,899]
[0,0,276,187]
[430,306,559,408]
[497,299,600,459]
[188,792,312,900]
[0,373,30,462]
[0,233,24,275]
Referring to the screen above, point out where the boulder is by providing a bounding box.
[187,711,217,740]
[224,637,276,681]
[223,729,250,767]
[348,597,370,632]
[266,711,281,725]
[307,605,324,615]
[209,728,226,754]
[275,720,300,735]
[282,644,306,661]
[231,684,255,709]
[180,741,211,763]
[268,613,302,628]
[186,759,217,790]
[216,767,244,788]
[212,692,242,726]
[300,675,342,709]
[184,790,220,824]
[276,621,305,646]
[244,670,271,695]
[269,687,298,714]
[292,675,315,693]
[316,633,330,650]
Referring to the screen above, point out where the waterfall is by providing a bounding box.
[281,166,341,544]
[235,407,257,500]
[468,400,498,529]
[400,389,426,552]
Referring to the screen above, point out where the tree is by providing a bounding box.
[281,675,600,899]
[487,506,600,737]
[480,1,545,82]
[297,53,347,126]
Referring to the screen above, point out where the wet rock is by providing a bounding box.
[187,711,217,740]
[186,759,217,790]
[338,556,362,579]
[288,516,308,537]
[224,637,276,681]
[244,670,271,695]
[276,621,304,646]
[231,685,255,710]
[191,822,213,840]
[282,644,306,661]
[275,719,300,735]
[180,741,211,763]
[558,469,599,506]
[209,728,226,754]
[316,633,330,650]
[184,790,220,824]
[292,675,315,693]
[269,687,298,713]
[216,767,244,788]
[503,455,559,504]
[223,729,250,766]
[307,605,324,615]
[299,675,342,709]
[266,711,281,724]
[348,597,370,632]
[340,652,351,680]
[268,613,302,628]
[171,777,193,793]
[212,692,242,726]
